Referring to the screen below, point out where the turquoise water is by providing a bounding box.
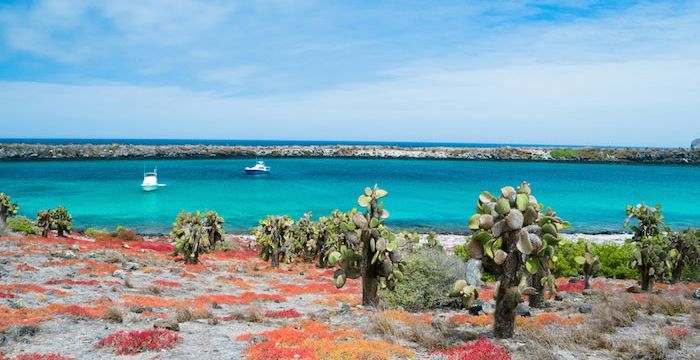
[0,159,698,234]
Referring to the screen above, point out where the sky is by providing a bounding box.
[0,0,698,147]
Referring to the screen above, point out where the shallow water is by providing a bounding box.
[0,158,698,233]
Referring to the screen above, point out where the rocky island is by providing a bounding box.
[1,143,698,164]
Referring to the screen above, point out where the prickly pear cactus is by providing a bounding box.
[326,185,405,306]
[466,181,568,338]
[36,209,54,238]
[172,211,210,264]
[254,215,294,269]
[53,206,73,237]
[292,212,319,263]
[450,280,478,307]
[624,203,671,291]
[574,240,600,289]
[203,211,225,250]
[0,193,19,224]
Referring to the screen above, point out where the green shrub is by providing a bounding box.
[380,248,465,311]
[681,262,700,282]
[553,239,586,277]
[592,242,637,279]
[85,227,110,237]
[550,148,582,160]
[6,216,40,235]
[553,239,637,279]
[454,244,469,262]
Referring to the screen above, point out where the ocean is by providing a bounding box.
[0,158,698,234]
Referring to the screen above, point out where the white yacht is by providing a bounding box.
[245,160,270,174]
[141,168,165,191]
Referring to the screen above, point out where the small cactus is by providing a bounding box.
[203,211,225,250]
[171,211,211,264]
[254,215,294,269]
[52,206,72,237]
[624,203,672,291]
[574,240,600,289]
[36,209,54,237]
[0,193,19,225]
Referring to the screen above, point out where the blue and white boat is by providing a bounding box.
[141,168,166,191]
[245,160,270,175]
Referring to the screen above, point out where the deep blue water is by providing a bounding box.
[0,158,698,234]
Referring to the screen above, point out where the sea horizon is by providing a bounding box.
[0,138,680,149]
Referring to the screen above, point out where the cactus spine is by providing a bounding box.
[466,181,567,338]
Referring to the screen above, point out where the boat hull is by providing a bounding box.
[141,185,159,191]
[245,169,270,175]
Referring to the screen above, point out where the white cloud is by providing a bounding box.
[1,57,698,146]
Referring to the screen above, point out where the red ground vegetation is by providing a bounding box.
[239,320,412,360]
[264,308,302,318]
[9,354,74,360]
[95,329,180,355]
[45,279,100,286]
[16,264,38,272]
[75,260,120,277]
[215,276,253,290]
[515,312,586,329]
[556,279,585,293]
[194,291,286,306]
[432,338,511,360]
[151,280,182,287]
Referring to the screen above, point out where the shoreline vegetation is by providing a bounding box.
[1,143,699,164]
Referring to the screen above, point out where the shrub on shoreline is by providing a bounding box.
[6,216,41,235]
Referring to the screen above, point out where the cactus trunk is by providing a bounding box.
[361,220,380,307]
[640,261,653,291]
[528,272,545,308]
[584,263,592,289]
[493,231,522,339]
[271,242,280,269]
[670,259,683,284]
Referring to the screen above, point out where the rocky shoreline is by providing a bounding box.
[1,143,698,164]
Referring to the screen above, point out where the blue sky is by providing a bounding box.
[0,0,698,147]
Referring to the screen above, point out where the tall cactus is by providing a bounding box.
[36,210,54,237]
[326,185,405,307]
[466,181,567,338]
[624,204,671,291]
[53,206,72,237]
[574,240,600,289]
[203,211,225,250]
[0,193,19,225]
[254,215,294,269]
[293,212,317,263]
[172,211,209,264]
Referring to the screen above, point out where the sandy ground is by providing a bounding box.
[0,233,697,360]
